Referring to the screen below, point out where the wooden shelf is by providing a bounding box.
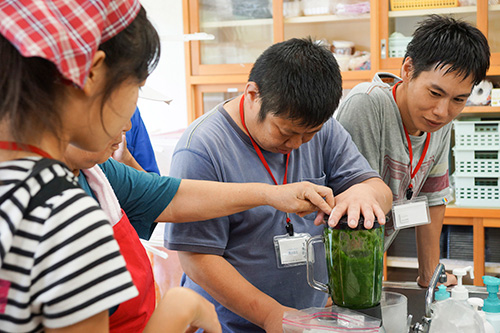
[284,13,370,24]
[387,256,500,274]
[445,205,500,219]
[200,18,273,28]
[457,106,500,119]
[491,4,500,11]
[388,5,476,18]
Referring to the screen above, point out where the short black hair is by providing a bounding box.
[248,37,342,128]
[404,15,490,85]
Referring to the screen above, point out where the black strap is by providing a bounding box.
[26,174,78,214]
[0,158,77,214]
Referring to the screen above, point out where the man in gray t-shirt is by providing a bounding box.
[165,38,392,332]
[337,15,490,287]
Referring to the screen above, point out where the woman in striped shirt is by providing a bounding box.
[0,1,192,332]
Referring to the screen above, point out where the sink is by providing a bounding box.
[383,281,488,326]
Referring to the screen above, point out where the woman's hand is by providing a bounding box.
[265,182,335,223]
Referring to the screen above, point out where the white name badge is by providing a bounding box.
[273,233,312,268]
[392,196,431,230]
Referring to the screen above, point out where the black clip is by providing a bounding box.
[286,222,294,236]
[406,187,413,200]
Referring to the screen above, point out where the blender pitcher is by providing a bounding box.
[306,216,384,309]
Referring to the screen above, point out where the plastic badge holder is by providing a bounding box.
[392,196,431,230]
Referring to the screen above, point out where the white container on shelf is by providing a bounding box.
[283,0,302,17]
[452,174,500,208]
[453,120,500,150]
[302,0,331,15]
[332,40,355,55]
[388,32,412,58]
[453,148,500,176]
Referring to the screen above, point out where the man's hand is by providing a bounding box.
[417,272,458,288]
[326,178,392,229]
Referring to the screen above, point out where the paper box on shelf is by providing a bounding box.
[492,88,500,107]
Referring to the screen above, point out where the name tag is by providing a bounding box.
[273,233,312,268]
[392,196,431,230]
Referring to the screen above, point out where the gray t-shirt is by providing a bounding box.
[165,101,380,332]
[336,72,452,206]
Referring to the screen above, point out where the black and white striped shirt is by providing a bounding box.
[0,157,138,332]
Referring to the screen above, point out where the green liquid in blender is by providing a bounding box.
[324,226,384,309]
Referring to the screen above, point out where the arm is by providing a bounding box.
[144,287,221,333]
[178,252,292,333]
[157,180,335,225]
[46,311,108,333]
[112,133,147,172]
[327,177,392,229]
[415,204,457,287]
[416,125,455,287]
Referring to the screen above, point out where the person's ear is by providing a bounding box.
[245,82,259,102]
[82,50,107,97]
[401,57,414,81]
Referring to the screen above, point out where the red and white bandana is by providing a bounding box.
[0,0,141,88]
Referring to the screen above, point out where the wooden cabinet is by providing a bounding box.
[183,0,380,117]
[183,0,500,285]
[377,1,500,74]
[184,0,500,118]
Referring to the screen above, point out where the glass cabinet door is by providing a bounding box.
[379,0,477,71]
[282,0,374,81]
[488,2,500,66]
[192,84,245,120]
[189,0,274,75]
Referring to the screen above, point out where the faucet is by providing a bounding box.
[411,263,447,333]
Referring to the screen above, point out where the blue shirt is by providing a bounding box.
[165,103,380,332]
[126,108,161,175]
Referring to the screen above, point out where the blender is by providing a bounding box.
[306,215,385,323]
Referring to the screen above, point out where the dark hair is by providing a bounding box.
[98,6,160,108]
[249,37,342,128]
[0,6,160,143]
[404,15,490,85]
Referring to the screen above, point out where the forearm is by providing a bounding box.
[161,180,270,222]
[179,252,286,331]
[115,153,146,172]
[416,204,446,285]
[159,180,334,223]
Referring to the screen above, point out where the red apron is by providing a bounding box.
[81,166,155,332]
[109,209,156,332]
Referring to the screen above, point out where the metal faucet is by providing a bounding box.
[411,263,447,333]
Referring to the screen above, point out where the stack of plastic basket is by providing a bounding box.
[452,119,500,207]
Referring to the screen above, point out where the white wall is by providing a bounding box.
[138,0,188,134]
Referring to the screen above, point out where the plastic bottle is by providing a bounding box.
[434,284,450,301]
[482,275,500,333]
[468,297,495,333]
[452,266,474,301]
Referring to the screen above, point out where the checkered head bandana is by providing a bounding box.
[0,0,141,88]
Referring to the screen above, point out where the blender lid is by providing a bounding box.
[323,215,384,230]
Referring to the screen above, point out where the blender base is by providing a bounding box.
[353,303,383,326]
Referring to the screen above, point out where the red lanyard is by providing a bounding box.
[239,95,294,235]
[392,82,431,200]
[0,141,53,159]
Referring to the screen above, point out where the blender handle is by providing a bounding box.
[306,234,329,294]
